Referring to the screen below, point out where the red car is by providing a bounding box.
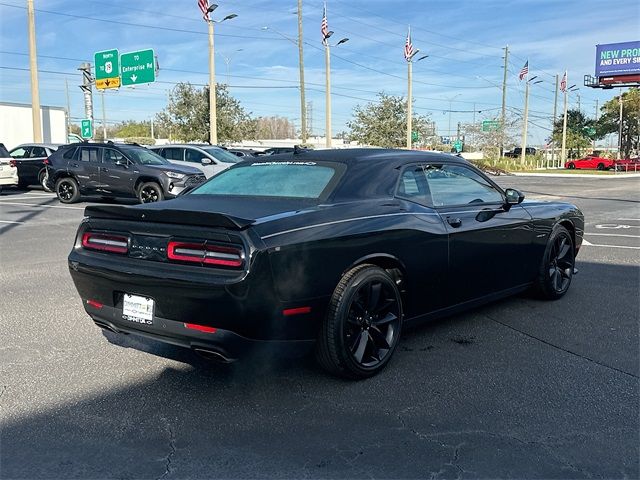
[565,156,615,170]
[614,157,640,172]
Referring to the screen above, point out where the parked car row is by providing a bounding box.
[564,155,640,171]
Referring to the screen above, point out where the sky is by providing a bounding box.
[0,0,639,145]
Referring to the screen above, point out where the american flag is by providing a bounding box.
[404,27,414,61]
[321,3,329,44]
[198,0,209,21]
[560,71,567,92]
[518,60,529,80]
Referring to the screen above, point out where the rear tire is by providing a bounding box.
[137,182,164,203]
[534,225,575,300]
[55,177,80,204]
[316,264,403,379]
[567,163,575,169]
[597,163,605,171]
[39,170,52,192]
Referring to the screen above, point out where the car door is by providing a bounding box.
[27,146,49,184]
[184,147,214,176]
[100,148,137,195]
[162,147,186,167]
[73,146,102,192]
[424,163,534,305]
[9,146,31,183]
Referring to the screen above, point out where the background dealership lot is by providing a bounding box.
[0,175,638,479]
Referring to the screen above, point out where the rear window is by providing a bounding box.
[190,161,343,199]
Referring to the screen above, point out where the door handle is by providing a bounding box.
[70,163,79,168]
[447,217,462,228]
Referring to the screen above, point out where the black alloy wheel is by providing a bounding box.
[535,226,575,300]
[55,177,80,204]
[567,163,576,169]
[597,163,605,171]
[316,264,403,379]
[138,182,164,203]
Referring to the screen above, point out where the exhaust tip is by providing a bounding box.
[193,348,235,364]
[93,320,118,333]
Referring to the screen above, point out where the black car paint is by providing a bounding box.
[9,145,58,186]
[47,143,204,199]
[68,149,584,359]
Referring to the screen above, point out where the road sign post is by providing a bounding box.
[94,49,120,90]
[120,49,156,86]
[81,119,93,139]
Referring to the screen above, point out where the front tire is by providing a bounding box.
[567,163,575,169]
[534,226,575,300]
[137,182,164,203]
[55,177,80,204]
[597,163,605,171]
[316,264,403,379]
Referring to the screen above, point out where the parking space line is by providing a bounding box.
[617,218,640,222]
[0,194,56,201]
[0,220,24,224]
[0,202,84,210]
[582,243,640,250]
[585,233,640,238]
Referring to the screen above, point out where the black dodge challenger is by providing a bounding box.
[68,149,584,378]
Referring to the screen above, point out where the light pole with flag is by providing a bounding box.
[560,71,568,164]
[198,0,237,145]
[321,3,348,148]
[404,27,426,149]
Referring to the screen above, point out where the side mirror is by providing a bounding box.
[504,188,525,205]
[201,158,213,165]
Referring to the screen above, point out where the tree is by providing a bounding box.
[155,82,255,143]
[254,116,297,139]
[113,120,152,138]
[552,109,594,158]
[596,88,639,158]
[347,93,433,148]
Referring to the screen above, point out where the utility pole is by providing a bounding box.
[594,99,598,150]
[561,86,568,164]
[150,117,154,140]
[618,93,624,159]
[78,63,94,131]
[208,20,218,144]
[325,42,332,148]
[551,74,558,168]
[101,90,107,140]
[407,59,413,149]
[307,101,313,137]
[500,45,509,157]
[27,0,42,142]
[65,79,71,136]
[520,79,530,165]
[297,0,307,144]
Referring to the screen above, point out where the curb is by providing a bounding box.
[509,172,640,179]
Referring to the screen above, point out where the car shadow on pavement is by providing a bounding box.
[0,196,59,235]
[1,260,638,479]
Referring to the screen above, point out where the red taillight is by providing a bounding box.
[184,323,217,333]
[283,306,312,316]
[82,232,129,254]
[43,158,50,165]
[167,241,243,267]
[86,299,104,309]
[9,160,17,168]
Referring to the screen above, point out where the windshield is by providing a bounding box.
[0,144,10,157]
[121,147,170,166]
[202,147,242,164]
[190,161,342,199]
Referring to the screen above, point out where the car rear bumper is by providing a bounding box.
[86,303,314,361]
[0,167,18,185]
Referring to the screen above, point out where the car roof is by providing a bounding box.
[14,143,63,148]
[254,148,466,167]
[150,144,223,149]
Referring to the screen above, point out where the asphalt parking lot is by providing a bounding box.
[1,175,638,479]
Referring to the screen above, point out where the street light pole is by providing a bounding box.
[407,60,412,149]
[27,0,42,142]
[325,42,332,148]
[551,74,558,168]
[297,0,307,144]
[561,88,569,164]
[618,93,624,159]
[520,80,530,165]
[208,19,217,145]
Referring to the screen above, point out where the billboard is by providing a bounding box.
[595,41,640,78]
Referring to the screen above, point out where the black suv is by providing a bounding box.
[46,143,206,204]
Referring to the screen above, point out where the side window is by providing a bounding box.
[185,149,206,163]
[30,147,47,158]
[62,147,77,160]
[395,165,432,206]
[164,148,184,161]
[10,147,30,158]
[78,147,101,163]
[103,148,125,164]
[425,164,503,207]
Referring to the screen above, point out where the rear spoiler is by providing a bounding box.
[84,205,254,230]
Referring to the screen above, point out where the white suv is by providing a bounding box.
[149,144,241,178]
[0,143,18,192]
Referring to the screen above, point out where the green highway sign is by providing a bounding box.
[94,49,120,89]
[121,49,156,86]
[411,131,419,142]
[453,140,463,153]
[482,120,501,132]
[81,119,93,139]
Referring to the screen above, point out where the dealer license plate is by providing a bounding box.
[122,294,154,325]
